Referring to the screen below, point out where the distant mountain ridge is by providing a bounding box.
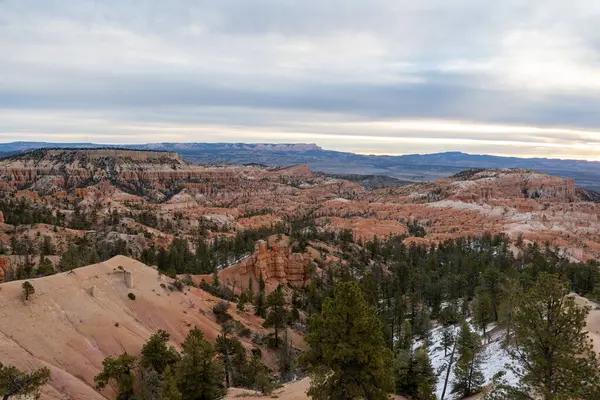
[2,141,600,190]
[0,141,323,153]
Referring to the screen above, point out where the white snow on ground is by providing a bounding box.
[426,200,506,218]
[417,323,519,399]
[216,254,250,270]
[328,197,351,203]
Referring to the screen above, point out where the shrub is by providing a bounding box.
[212,301,233,324]
[128,292,136,300]
[172,280,184,291]
[199,279,235,301]
[238,327,252,338]
[181,275,195,287]
[22,281,35,301]
[252,332,267,346]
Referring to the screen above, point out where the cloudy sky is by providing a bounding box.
[2,1,600,159]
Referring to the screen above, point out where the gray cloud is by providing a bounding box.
[1,0,600,158]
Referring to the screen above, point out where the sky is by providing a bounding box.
[2,1,600,160]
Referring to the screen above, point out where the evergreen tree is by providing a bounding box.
[497,277,519,345]
[397,319,412,352]
[211,271,220,290]
[263,285,288,346]
[245,354,274,394]
[215,323,235,388]
[161,366,182,400]
[301,281,394,400]
[499,274,600,399]
[237,292,247,313]
[38,235,56,257]
[395,320,437,399]
[472,287,494,341]
[140,330,180,375]
[221,335,248,388]
[137,368,162,400]
[36,256,55,276]
[258,272,265,293]
[278,329,296,383]
[0,363,50,400]
[413,346,437,400]
[359,272,379,306]
[21,281,34,301]
[255,273,267,318]
[440,325,454,357]
[247,276,254,303]
[481,268,505,322]
[289,289,301,323]
[451,321,485,399]
[94,353,137,400]
[177,327,225,400]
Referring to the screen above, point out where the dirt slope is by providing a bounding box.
[0,256,282,400]
[572,295,600,354]
[226,377,414,400]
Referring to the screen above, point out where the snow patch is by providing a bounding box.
[419,323,519,399]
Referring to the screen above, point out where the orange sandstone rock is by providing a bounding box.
[0,256,9,283]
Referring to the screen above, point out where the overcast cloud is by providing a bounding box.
[1,0,600,159]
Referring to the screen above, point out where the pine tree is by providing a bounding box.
[36,256,55,276]
[500,273,600,399]
[255,273,267,318]
[441,325,454,357]
[497,277,519,346]
[451,321,485,399]
[263,285,288,346]
[247,276,254,303]
[359,272,379,306]
[472,287,494,341]
[301,281,394,400]
[290,290,301,323]
[216,324,248,388]
[38,235,56,257]
[21,281,34,301]
[241,352,275,394]
[140,330,180,374]
[258,272,265,293]
[211,271,220,290]
[138,368,162,400]
[278,329,296,383]
[481,267,505,322]
[94,353,137,400]
[395,320,437,399]
[237,292,247,313]
[397,319,412,352]
[161,366,182,400]
[413,346,437,400]
[0,363,50,400]
[215,323,234,388]
[177,327,225,400]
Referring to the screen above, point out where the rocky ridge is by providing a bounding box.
[0,256,302,400]
[2,149,600,279]
[189,234,313,292]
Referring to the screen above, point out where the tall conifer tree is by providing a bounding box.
[302,281,394,400]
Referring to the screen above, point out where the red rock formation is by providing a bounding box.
[236,235,311,287]
[261,164,313,179]
[0,256,9,283]
[200,235,313,292]
[0,149,242,192]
